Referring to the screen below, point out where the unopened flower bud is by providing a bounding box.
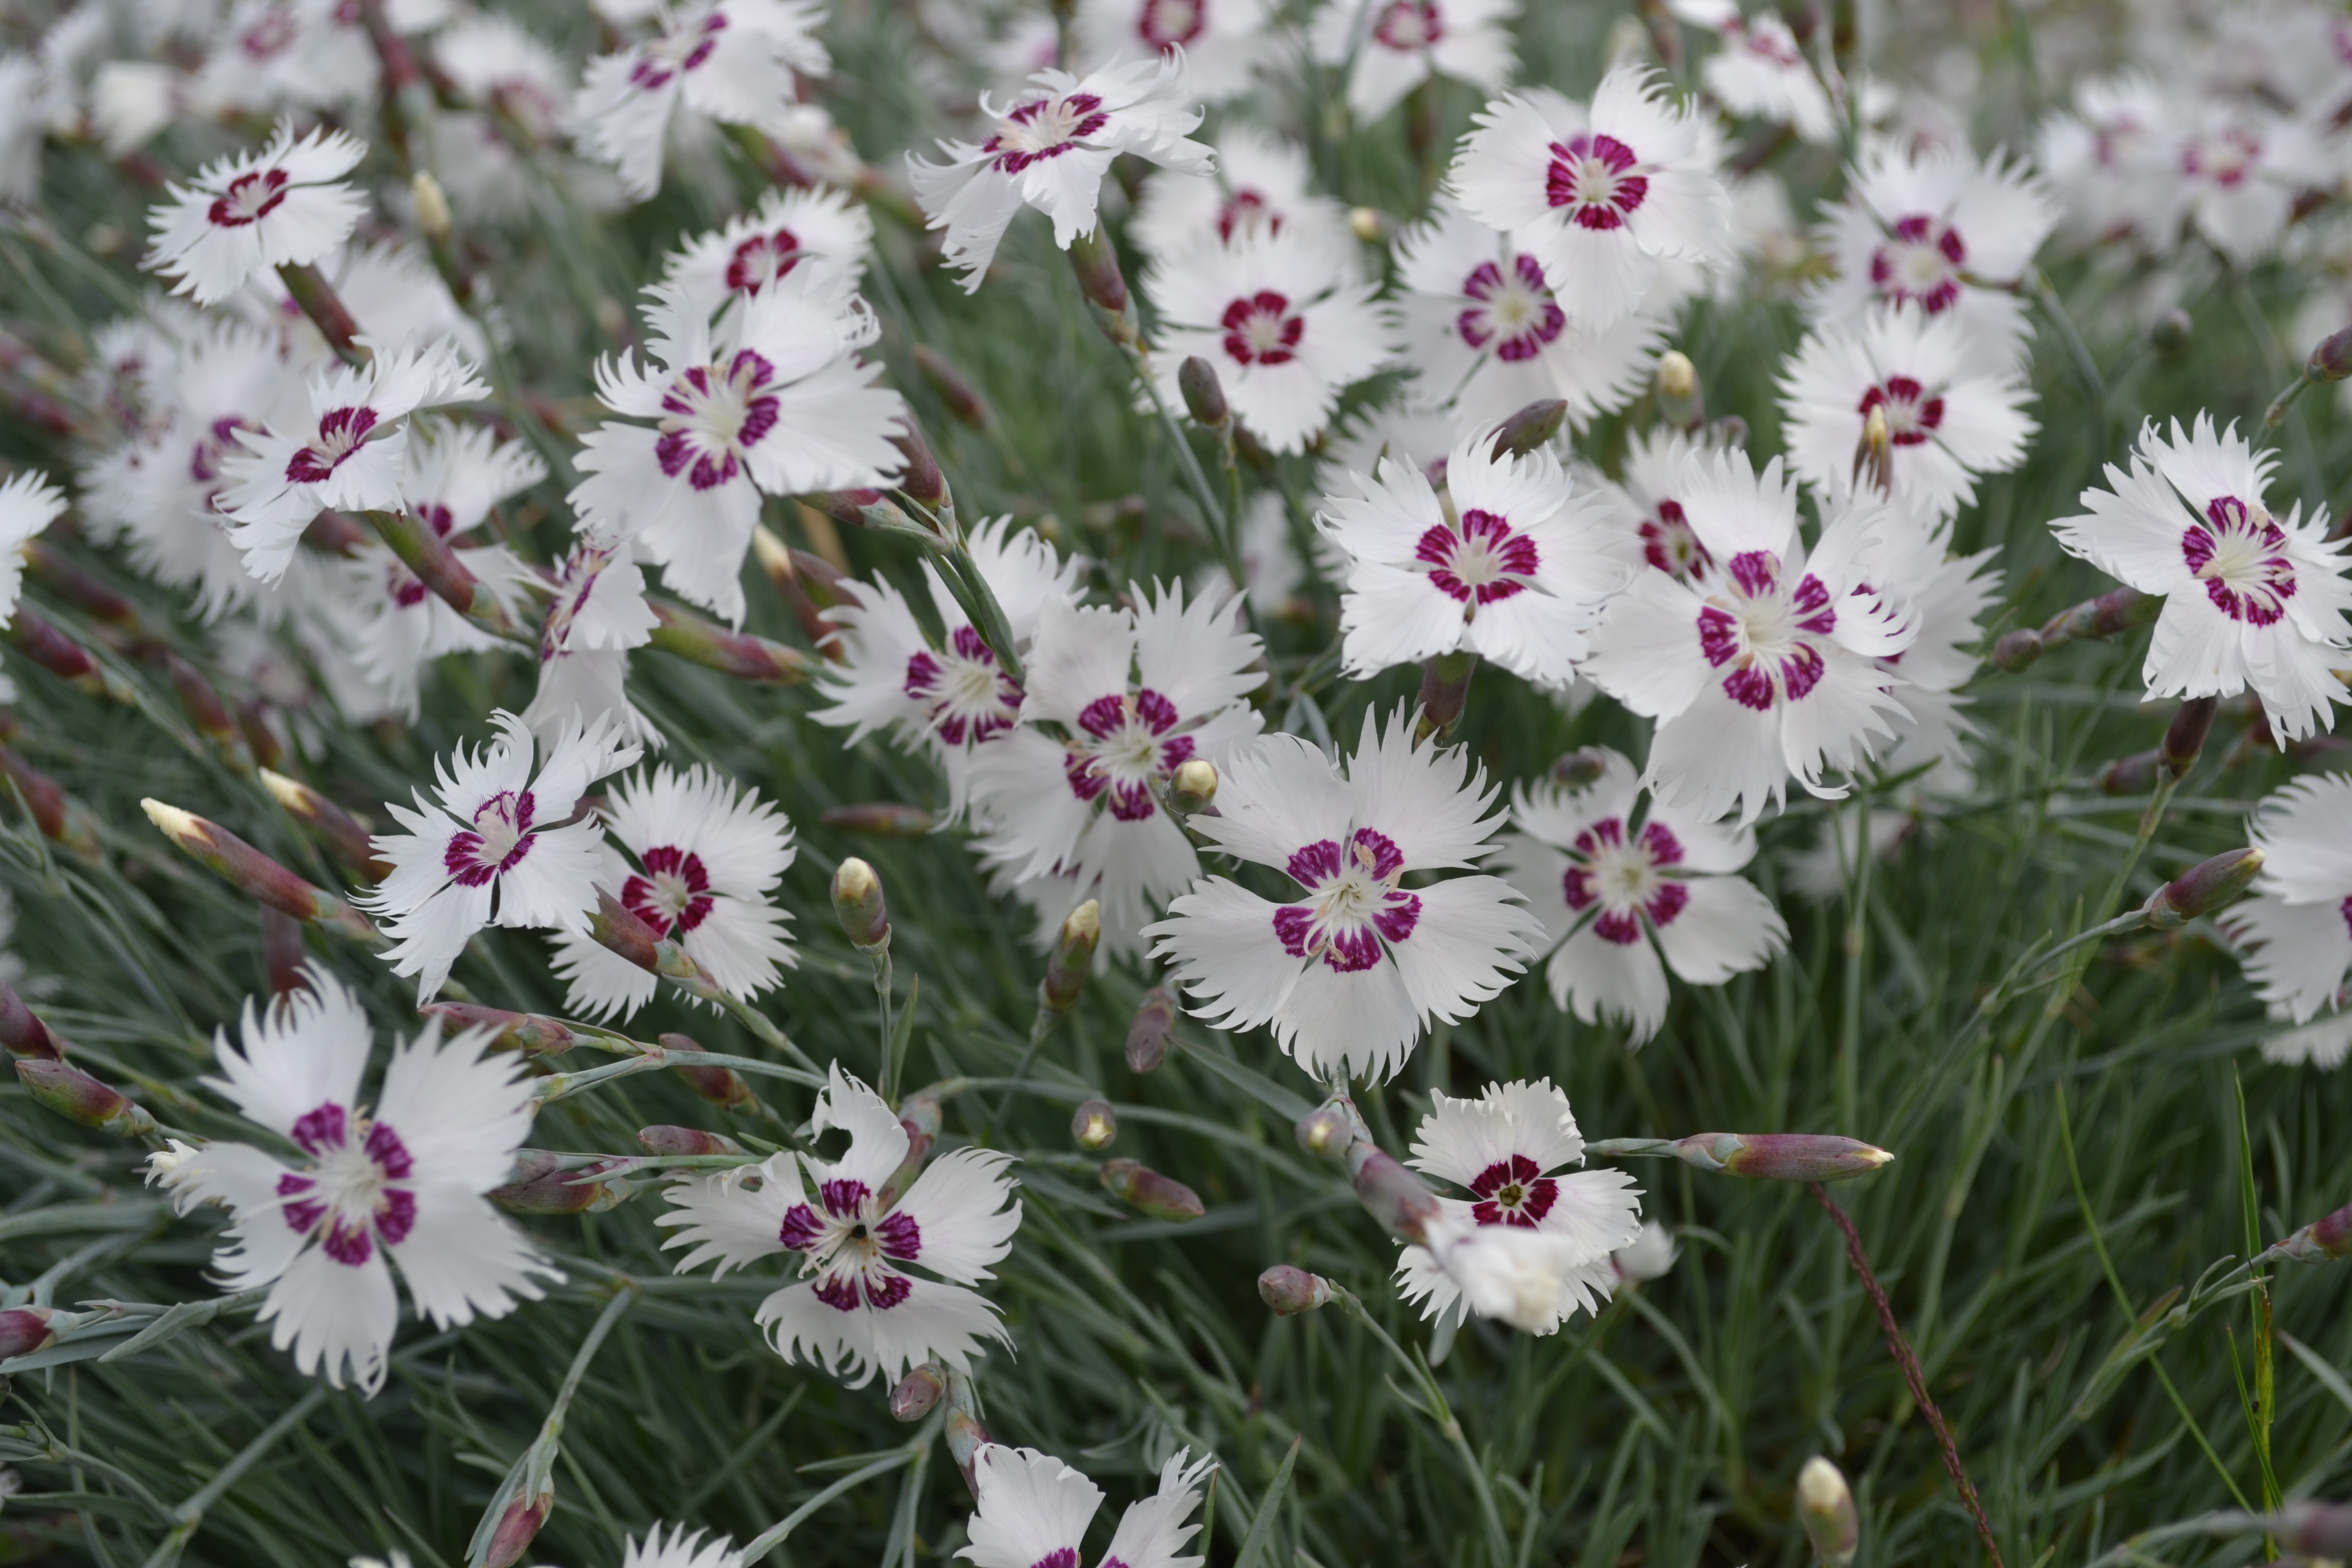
[1257,1265,1332,1316]
[1856,403,1893,494]
[1797,1457,1857,1566]
[821,802,936,837]
[915,345,992,429]
[658,1033,755,1109]
[636,1125,745,1156]
[2143,847,2263,928]
[879,1093,943,1208]
[1099,1158,1204,1221]
[890,1361,948,1421]
[1347,205,1395,242]
[647,602,816,684]
[1551,749,1607,790]
[422,1002,575,1056]
[945,1400,992,1499]
[411,169,453,240]
[16,1059,157,1138]
[259,768,390,880]
[0,984,63,1061]
[2274,1198,2352,1262]
[832,857,890,950]
[1071,1097,1117,1150]
[1068,226,1137,346]
[489,1152,633,1214]
[141,799,377,941]
[1169,758,1217,815]
[1673,1132,1894,1183]
[2099,750,2161,796]
[1040,900,1100,1015]
[2149,308,2191,355]
[1489,398,1566,458]
[482,1489,552,1568]
[2309,323,2352,383]
[1991,627,2044,672]
[0,1307,56,1361]
[890,423,949,513]
[1655,350,1703,430]
[1346,1141,1442,1244]
[2272,1500,2352,1558]
[2159,695,2218,778]
[1417,651,1476,736]
[1178,356,1229,429]
[1125,985,1178,1073]
[1295,1104,1356,1157]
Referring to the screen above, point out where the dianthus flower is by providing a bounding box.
[960,1446,1216,1568]
[145,119,366,305]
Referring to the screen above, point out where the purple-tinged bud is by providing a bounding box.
[1125,985,1177,1074]
[1346,1141,1441,1244]
[1068,227,1137,346]
[0,1306,57,1361]
[1416,650,1476,737]
[890,423,949,513]
[482,1490,552,1568]
[821,802,936,837]
[658,1033,755,1109]
[165,653,251,773]
[2271,1500,2352,1558]
[1489,399,1566,458]
[915,346,992,429]
[16,1059,157,1138]
[803,488,888,529]
[1295,1104,1356,1157]
[1100,1158,1204,1221]
[1178,356,1229,429]
[832,857,890,951]
[878,1093,942,1208]
[362,509,512,634]
[1991,627,2044,673]
[590,887,665,972]
[23,541,137,627]
[636,1125,745,1157]
[2143,847,2263,928]
[4,608,104,693]
[945,1403,992,1499]
[1071,1097,1117,1150]
[1673,1132,1894,1183]
[2274,1198,2352,1262]
[141,799,377,942]
[647,602,815,685]
[2160,695,2219,778]
[422,1003,576,1056]
[890,1361,948,1421]
[259,769,391,881]
[2309,324,2352,383]
[1797,1457,1857,1566]
[1551,749,1608,790]
[1040,900,1100,1015]
[751,525,847,658]
[262,906,306,997]
[0,743,95,856]
[2099,750,2161,796]
[2149,308,2191,355]
[0,984,64,1061]
[1169,758,1217,815]
[489,1152,633,1214]
[1257,1265,1332,1316]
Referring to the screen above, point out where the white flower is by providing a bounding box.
[2222,776,2352,1040]
[622,1524,746,1568]
[1145,706,1540,1083]
[1809,142,2055,366]
[359,709,642,1000]
[967,583,1262,954]
[0,472,66,631]
[574,0,830,200]
[815,517,1081,819]
[1073,0,1273,103]
[524,538,663,749]
[145,119,368,305]
[907,53,1213,291]
[2262,1011,2352,1070]
[260,239,486,363]
[658,1064,1022,1387]
[1579,447,1918,826]
[1498,749,1786,1044]
[1778,306,2036,519]
[960,1445,1216,1568]
[216,338,491,582]
[434,13,572,143]
[2049,415,2352,743]
[1579,425,1723,586]
[664,184,874,335]
[2032,74,2175,251]
[1145,227,1395,455]
[550,764,797,1021]
[1449,69,1731,334]
[191,0,379,119]
[1318,431,1628,688]
[570,276,905,626]
[1613,1218,1680,1282]
[2154,101,2337,267]
[1308,0,1517,123]
[1393,1079,1640,1333]
[148,970,557,1394]
[1682,5,1836,145]
[1131,125,1354,265]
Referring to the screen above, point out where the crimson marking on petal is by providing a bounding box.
[1272,903,1316,957]
[1220,290,1304,366]
[279,1172,324,1234]
[284,405,380,485]
[986,93,1109,174]
[863,1272,912,1310]
[1726,551,1777,598]
[1076,694,1126,739]
[291,1102,349,1155]
[1108,780,1157,821]
[376,1186,418,1245]
[1137,0,1206,47]
[1371,0,1441,48]
[874,1211,920,1260]
[1134,688,1181,733]
[1321,925,1382,972]
[624,844,716,935]
[1351,827,1405,879]
[725,227,803,295]
[1792,572,1837,635]
[2341,894,2352,939]
[1639,820,1683,866]
[1458,255,1566,361]
[1573,817,1625,857]
[1778,642,1826,701]
[1645,879,1690,928]
[1029,1552,1082,1568]
[1856,377,1944,446]
[1544,133,1649,228]
[321,1218,374,1266]
[1640,499,1712,581]
[1563,865,1597,911]
[819,1179,870,1218]
[778,1203,824,1251]
[2186,494,2298,625]
[1286,838,1343,888]
[813,1274,862,1311]
[1696,605,1740,667]
[446,789,537,887]
[1867,213,1968,313]
[903,650,940,698]
[207,167,289,229]
[1594,908,1643,944]
[364,1121,414,1179]
[1723,665,1776,710]
[1217,189,1275,242]
[1374,890,1422,944]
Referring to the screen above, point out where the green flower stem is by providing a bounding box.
[139,1383,330,1568]
[739,1429,931,1560]
[464,1284,636,1568]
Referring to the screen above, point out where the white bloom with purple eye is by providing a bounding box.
[570,276,904,627]
[1394,1079,1641,1333]
[2221,777,2352,1058]
[2050,415,2352,744]
[1318,432,1627,689]
[215,338,491,582]
[816,518,1082,820]
[144,119,367,305]
[659,1065,1021,1387]
[0,472,66,634]
[1146,706,1540,1084]
[359,709,641,1001]
[1672,2,1837,145]
[1779,306,2036,520]
[2153,101,2336,267]
[665,184,874,334]
[2033,74,2166,249]
[621,1525,745,1568]
[959,1444,1216,1568]
[1580,447,1917,826]
[1499,750,1786,1044]
[1073,0,1273,104]
[1449,68,1731,334]
[148,970,556,1395]
[574,0,830,201]
[1307,0,1517,123]
[906,53,1213,291]
[1131,125,1354,265]
[1145,227,1395,455]
[1580,426,1723,587]
[550,763,796,1022]
[1393,198,1669,437]
[1809,142,2055,366]
[524,538,664,749]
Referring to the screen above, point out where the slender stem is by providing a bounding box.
[869,942,897,1102]
[2029,267,2105,409]
[740,1438,927,1561]
[1839,783,1873,1134]
[1129,351,1258,628]
[139,1385,330,1567]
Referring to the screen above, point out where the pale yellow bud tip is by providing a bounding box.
[750,522,794,575]
[1348,206,1394,243]
[1656,350,1697,401]
[1062,899,1101,946]
[1863,403,1891,449]
[411,170,453,241]
[140,798,203,843]
[257,768,310,812]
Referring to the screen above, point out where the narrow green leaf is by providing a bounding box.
[1233,1436,1302,1568]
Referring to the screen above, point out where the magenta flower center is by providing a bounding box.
[725,227,804,295]
[1373,0,1442,50]
[656,349,781,492]
[778,1174,922,1313]
[277,1100,418,1267]
[1856,375,1944,446]
[208,167,290,229]
[1470,1153,1559,1227]
[1545,133,1649,230]
[1220,290,1305,366]
[1272,827,1421,974]
[1417,506,1538,608]
[2184,494,2297,626]
[2183,125,2261,188]
[1640,498,1711,583]
[1138,0,1207,48]
[240,7,296,58]
[1064,688,1193,820]
[446,788,536,886]
[1694,550,1837,712]
[1561,815,1689,945]
[1869,213,1967,314]
[622,844,716,935]
[284,405,379,485]
[1217,188,1278,243]
[628,11,726,91]
[905,624,1021,747]
[1459,254,1566,361]
[985,92,1109,175]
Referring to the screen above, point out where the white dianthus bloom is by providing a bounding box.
[1319,432,1628,688]
[1676,4,1837,145]
[2049,415,2352,743]
[1131,125,1353,265]
[1145,227,1394,455]
[960,1444,1216,1568]
[2151,101,2337,268]
[525,538,664,749]
[659,1064,1022,1387]
[1778,306,2036,519]
[2222,776,2352,1044]
[573,0,830,201]
[549,764,797,1021]
[1579,425,1723,587]
[665,184,874,334]
[1072,0,1273,103]
[2033,73,2168,247]
[1499,750,1786,1044]
[434,13,572,144]
[1146,706,1540,1083]
[572,276,904,626]
[215,338,490,582]
[192,0,379,119]
[623,1525,747,1568]
[0,472,67,631]
[1393,1079,1640,1334]
[1449,69,1731,334]
[907,53,1213,291]
[145,119,367,305]
[359,709,642,1000]
[147,970,557,1395]
[1580,446,1918,826]
[1307,0,1517,123]
[1613,1218,1680,1283]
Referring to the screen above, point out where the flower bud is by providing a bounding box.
[647,602,815,684]
[482,1489,552,1568]
[832,857,890,951]
[945,1401,992,1500]
[1068,226,1137,347]
[141,799,377,942]
[0,1307,56,1362]
[915,345,992,429]
[1551,749,1607,790]
[890,1361,948,1421]
[1347,206,1395,242]
[658,1033,755,1109]
[1856,403,1893,495]
[636,1125,745,1157]
[0,743,98,857]
[3,608,104,692]
[1990,627,2043,673]
[820,803,936,837]
[0,984,63,1061]
[489,1152,633,1214]
[890,422,949,514]
[2098,750,2160,796]
[2149,308,2191,355]
[1178,356,1229,429]
[2309,323,2352,383]
[1040,900,1100,1015]
[1099,1158,1204,1221]
[1797,1457,1857,1566]
[1655,350,1703,430]
[2272,1500,2352,1558]
[1417,651,1476,736]
[2159,695,2218,778]
[1169,758,1217,815]
[1125,985,1177,1073]
[410,169,452,239]
[422,1002,576,1056]
[1295,1104,1357,1157]
[1257,1265,1332,1316]
[1071,1097,1117,1150]
[1489,399,1566,458]
[1673,1132,1894,1183]
[16,1059,157,1138]
[2142,847,2263,928]
[878,1093,942,1208]
[1346,1141,1441,1244]
[2274,1198,2352,1262]
[259,768,390,880]
[165,653,252,772]
[589,887,664,971]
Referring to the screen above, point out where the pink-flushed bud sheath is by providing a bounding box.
[1295,1105,1357,1157]
[0,1306,57,1361]
[1071,1097,1117,1150]
[636,1125,746,1157]
[1346,1141,1442,1244]
[422,1002,576,1056]
[482,1491,552,1568]
[2274,1500,2352,1558]
[1125,985,1177,1074]
[890,1361,948,1422]
[1099,1158,1204,1221]
[1490,398,1567,458]
[820,803,937,837]
[489,1152,633,1214]
[1675,1133,1894,1183]
[1178,356,1229,429]
[16,1060,158,1138]
[2143,847,2264,927]
[1258,1265,1333,1316]
[0,984,64,1060]
[141,799,377,941]
[1040,901,1100,1015]
[2276,1198,2352,1262]
[658,1033,755,1109]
